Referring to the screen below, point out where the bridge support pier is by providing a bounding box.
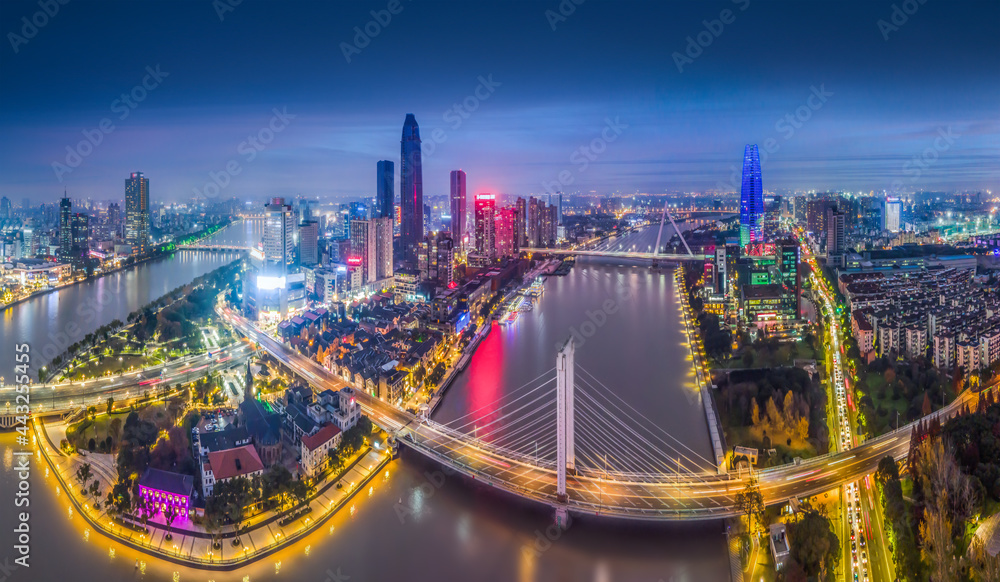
[556,337,576,502]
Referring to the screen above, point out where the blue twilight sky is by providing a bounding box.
[0,0,997,205]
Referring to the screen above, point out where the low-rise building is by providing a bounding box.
[769,523,791,571]
[138,468,194,519]
[300,423,343,478]
[201,445,265,497]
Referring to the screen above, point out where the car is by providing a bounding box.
[862,551,867,564]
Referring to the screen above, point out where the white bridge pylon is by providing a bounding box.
[556,336,576,502]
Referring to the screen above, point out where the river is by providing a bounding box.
[0,219,261,380]
[0,223,731,582]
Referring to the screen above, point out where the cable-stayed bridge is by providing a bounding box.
[220,306,988,522]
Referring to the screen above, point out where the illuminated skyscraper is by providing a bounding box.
[125,171,150,255]
[400,114,423,263]
[739,145,763,247]
[376,160,394,219]
[474,193,496,261]
[59,192,72,260]
[450,170,467,249]
[263,197,295,274]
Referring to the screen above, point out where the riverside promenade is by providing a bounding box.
[35,418,391,569]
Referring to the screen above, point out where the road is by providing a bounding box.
[3,342,252,414]
[802,240,894,582]
[218,304,987,521]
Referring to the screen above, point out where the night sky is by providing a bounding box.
[1,0,997,204]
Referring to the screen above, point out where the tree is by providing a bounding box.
[75,463,93,489]
[162,503,179,540]
[109,417,123,447]
[734,475,764,535]
[969,536,1000,582]
[106,396,114,415]
[88,479,101,501]
[788,507,840,581]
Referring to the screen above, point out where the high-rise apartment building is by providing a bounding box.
[739,145,764,247]
[0,196,11,220]
[374,216,393,280]
[515,197,527,248]
[826,207,845,256]
[376,160,394,219]
[474,193,496,261]
[400,114,423,263]
[71,212,90,262]
[125,171,150,256]
[418,231,455,286]
[885,198,902,232]
[450,170,467,249]
[495,206,517,260]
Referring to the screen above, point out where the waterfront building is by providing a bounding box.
[201,445,265,497]
[300,423,342,478]
[739,144,763,247]
[450,170,467,249]
[125,171,150,256]
[376,160,395,219]
[400,114,424,263]
[137,468,194,518]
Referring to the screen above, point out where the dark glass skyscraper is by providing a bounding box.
[400,114,423,263]
[739,144,764,247]
[59,192,72,260]
[376,160,394,219]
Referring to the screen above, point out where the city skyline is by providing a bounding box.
[0,0,997,204]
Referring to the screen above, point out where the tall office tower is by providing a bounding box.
[376,160,395,219]
[263,197,295,274]
[424,203,431,233]
[474,193,496,261]
[543,204,557,246]
[825,208,845,256]
[125,171,150,256]
[298,220,319,266]
[59,193,72,260]
[0,196,10,220]
[400,114,424,263]
[739,144,764,247]
[494,206,517,260]
[374,216,394,280]
[22,222,35,258]
[885,198,902,232]
[350,219,377,284]
[71,213,90,261]
[515,197,527,248]
[450,170,467,248]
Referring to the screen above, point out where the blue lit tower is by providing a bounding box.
[400,114,424,264]
[739,144,764,247]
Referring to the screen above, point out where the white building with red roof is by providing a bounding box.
[300,423,342,478]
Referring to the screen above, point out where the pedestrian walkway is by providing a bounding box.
[35,418,391,568]
[726,525,744,582]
